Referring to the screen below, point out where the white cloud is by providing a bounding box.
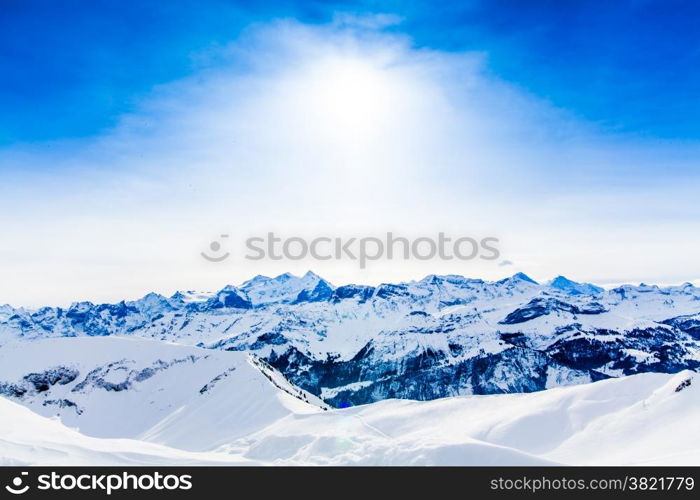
[1,17,699,306]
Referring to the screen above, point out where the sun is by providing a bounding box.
[312,59,392,129]
[293,56,403,144]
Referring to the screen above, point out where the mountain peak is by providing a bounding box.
[512,272,538,284]
[131,292,173,316]
[207,285,251,310]
[549,276,604,295]
[302,270,322,281]
[238,271,331,306]
[241,274,271,287]
[550,275,576,286]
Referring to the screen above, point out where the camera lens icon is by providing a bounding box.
[201,234,230,262]
[5,472,29,495]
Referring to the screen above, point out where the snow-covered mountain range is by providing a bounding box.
[1,271,699,465]
[1,271,699,407]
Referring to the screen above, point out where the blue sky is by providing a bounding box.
[3,0,700,143]
[1,1,700,306]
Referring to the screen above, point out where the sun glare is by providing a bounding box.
[298,57,401,142]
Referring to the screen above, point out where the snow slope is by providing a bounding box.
[0,337,326,451]
[224,370,698,465]
[1,347,697,465]
[0,397,251,466]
